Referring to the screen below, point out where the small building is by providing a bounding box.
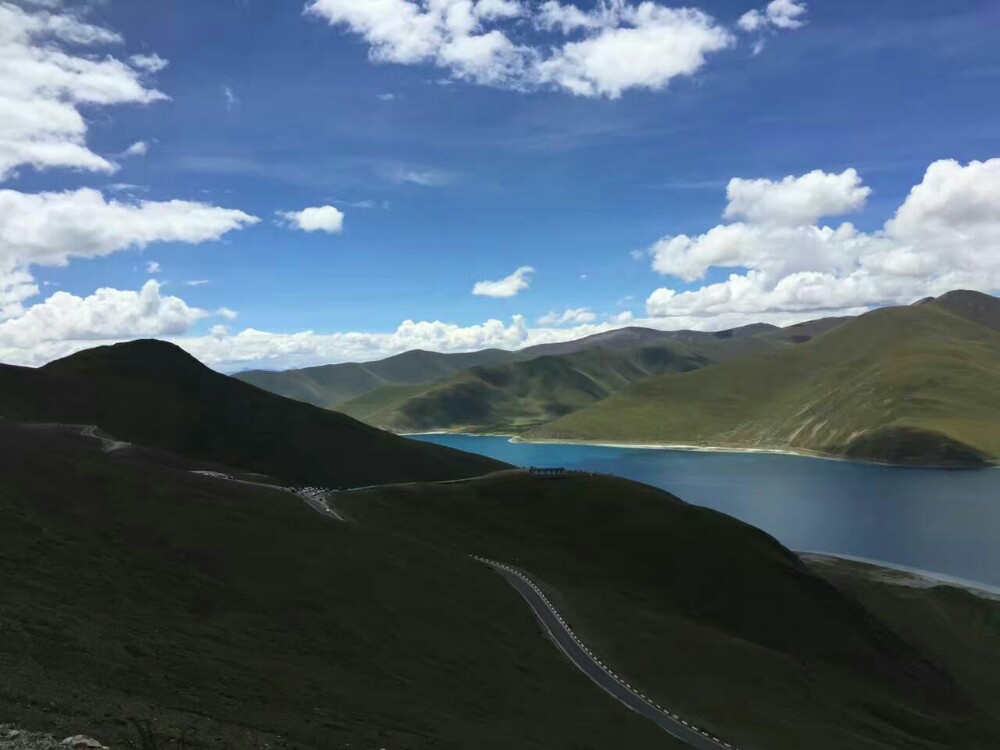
[528,466,568,478]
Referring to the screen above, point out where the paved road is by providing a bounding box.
[474,557,738,750]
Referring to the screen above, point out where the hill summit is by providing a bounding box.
[0,339,504,487]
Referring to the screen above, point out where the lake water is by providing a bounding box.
[412,434,1000,590]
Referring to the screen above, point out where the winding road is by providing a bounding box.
[474,557,739,750]
[293,483,740,748]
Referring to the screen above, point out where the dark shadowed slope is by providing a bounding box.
[337,472,1000,750]
[0,340,504,488]
[529,301,1000,465]
[0,420,676,750]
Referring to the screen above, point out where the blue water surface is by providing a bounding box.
[411,434,1000,589]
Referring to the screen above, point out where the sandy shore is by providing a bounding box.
[802,553,1000,601]
[408,432,996,469]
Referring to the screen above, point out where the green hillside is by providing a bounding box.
[235,348,521,408]
[337,318,849,434]
[339,344,713,432]
[233,319,845,412]
[337,472,1000,750]
[528,296,1000,465]
[0,339,503,488]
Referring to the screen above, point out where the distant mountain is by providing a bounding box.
[235,348,520,408]
[338,319,851,434]
[0,339,503,487]
[529,298,1000,465]
[338,344,713,433]
[238,319,848,415]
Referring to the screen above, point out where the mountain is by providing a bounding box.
[235,348,521,408]
[234,319,848,412]
[338,344,711,432]
[336,471,1000,750]
[528,299,1000,465]
[338,318,852,434]
[0,419,675,750]
[925,289,1000,331]
[5,420,998,749]
[0,339,503,487]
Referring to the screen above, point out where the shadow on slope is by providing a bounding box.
[0,420,677,750]
[0,340,504,488]
[338,472,1000,750]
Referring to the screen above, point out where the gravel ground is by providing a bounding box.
[0,726,109,750]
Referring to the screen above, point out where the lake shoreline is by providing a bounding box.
[406,431,995,470]
[802,553,1000,601]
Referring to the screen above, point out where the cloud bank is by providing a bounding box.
[307,0,805,98]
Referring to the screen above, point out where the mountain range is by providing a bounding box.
[2,321,999,748]
[238,290,1000,465]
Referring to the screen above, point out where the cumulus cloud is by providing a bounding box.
[146,260,161,274]
[120,140,150,158]
[723,168,870,226]
[738,0,807,33]
[307,0,799,98]
[128,52,169,73]
[538,307,596,325]
[645,158,1000,323]
[0,1,168,180]
[0,305,842,371]
[0,187,259,316]
[0,280,207,349]
[278,205,346,233]
[472,265,534,298]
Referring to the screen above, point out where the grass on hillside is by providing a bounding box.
[0,421,678,750]
[529,304,1000,465]
[337,472,1000,750]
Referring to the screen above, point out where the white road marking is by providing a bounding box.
[473,556,738,750]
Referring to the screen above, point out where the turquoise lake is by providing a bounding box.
[411,434,1000,590]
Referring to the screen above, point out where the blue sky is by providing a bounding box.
[1,0,999,369]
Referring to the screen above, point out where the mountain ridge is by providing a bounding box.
[0,339,504,487]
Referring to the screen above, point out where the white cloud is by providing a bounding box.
[472,265,534,298]
[307,0,750,98]
[278,205,346,233]
[738,0,807,33]
[146,260,161,274]
[723,168,870,227]
[185,279,210,287]
[645,158,1000,323]
[538,307,596,325]
[0,306,840,371]
[376,92,396,100]
[534,5,733,98]
[385,164,456,187]
[128,52,169,73]
[217,307,238,321]
[121,140,149,158]
[0,1,168,181]
[0,187,259,317]
[0,280,207,349]
[224,85,238,111]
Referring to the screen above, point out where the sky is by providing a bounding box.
[1,0,999,371]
